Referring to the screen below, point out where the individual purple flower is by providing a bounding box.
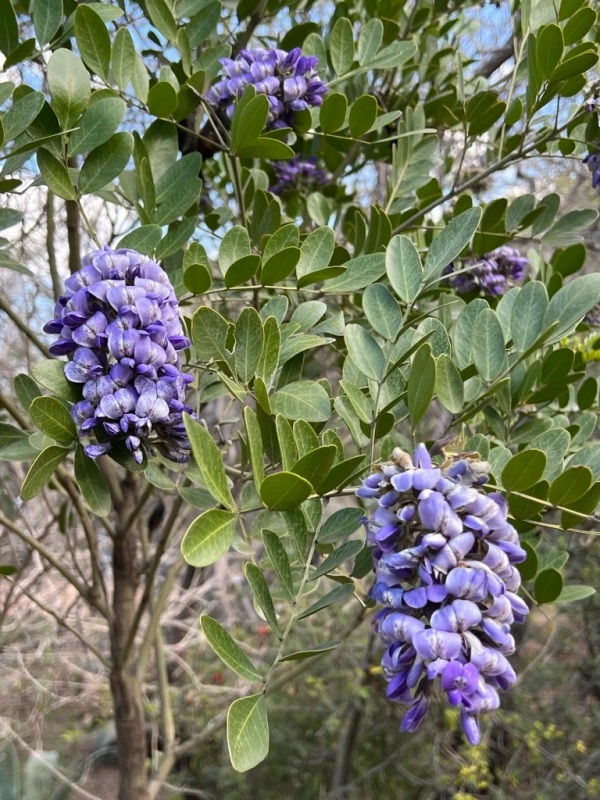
[269,156,328,194]
[45,246,194,465]
[443,246,528,296]
[584,152,600,191]
[205,46,328,130]
[357,444,529,745]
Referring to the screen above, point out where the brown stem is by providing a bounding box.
[110,473,150,800]
[46,190,61,300]
[66,197,81,274]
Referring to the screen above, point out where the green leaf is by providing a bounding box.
[556,584,595,604]
[339,380,371,425]
[47,49,91,130]
[517,541,538,581]
[245,563,280,633]
[318,508,363,544]
[320,93,348,133]
[257,316,280,386]
[291,445,337,491]
[183,415,235,510]
[219,225,251,273]
[407,343,435,427]
[279,640,342,661]
[225,255,261,288]
[235,308,264,384]
[349,94,378,138]
[237,137,294,160]
[330,17,354,76]
[511,280,548,352]
[529,428,570,481]
[36,150,76,201]
[147,82,178,117]
[68,97,126,157]
[323,253,385,292]
[358,18,383,65]
[344,324,385,381]
[549,466,593,506]
[270,381,331,422]
[262,529,295,602]
[178,485,215,509]
[144,462,175,491]
[181,508,237,566]
[534,568,563,604]
[244,407,264,488]
[296,226,335,280]
[146,0,179,40]
[187,2,220,47]
[542,208,598,246]
[261,246,300,284]
[281,507,308,561]
[363,40,416,69]
[542,274,600,340]
[561,481,600,529]
[471,308,505,381]
[423,208,482,283]
[30,396,76,444]
[227,694,269,773]
[112,28,136,91]
[536,24,563,79]
[201,615,262,681]
[14,373,41,412]
[2,91,45,142]
[275,415,297,471]
[74,445,111,516]
[118,225,163,254]
[0,0,18,56]
[435,354,464,414]
[79,132,133,193]
[386,234,422,304]
[20,445,69,501]
[502,449,547,491]
[191,306,232,365]
[0,422,38,461]
[363,284,401,340]
[230,92,269,154]
[31,360,80,402]
[260,471,313,511]
[75,5,111,80]
[297,583,355,619]
[308,540,364,581]
[132,52,150,102]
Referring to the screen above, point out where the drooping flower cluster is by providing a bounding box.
[357,444,529,745]
[583,153,600,191]
[205,47,328,129]
[44,247,194,465]
[270,155,328,194]
[444,246,528,296]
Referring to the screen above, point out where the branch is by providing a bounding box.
[0,511,93,609]
[46,189,62,300]
[6,576,110,668]
[475,38,514,78]
[0,294,50,357]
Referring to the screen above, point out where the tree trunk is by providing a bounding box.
[110,475,150,800]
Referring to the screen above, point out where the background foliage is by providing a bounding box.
[1,0,600,797]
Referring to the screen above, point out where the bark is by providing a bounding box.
[110,474,150,800]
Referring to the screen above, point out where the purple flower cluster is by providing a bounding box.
[270,155,328,194]
[444,246,528,296]
[583,153,600,191]
[44,247,194,465]
[205,47,328,129]
[357,444,529,745]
